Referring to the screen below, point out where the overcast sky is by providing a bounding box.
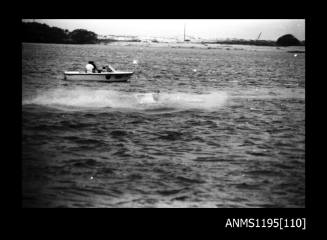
[23,19,305,40]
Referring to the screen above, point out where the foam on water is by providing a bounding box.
[23,87,228,111]
[230,87,305,100]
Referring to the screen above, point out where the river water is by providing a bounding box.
[22,43,305,208]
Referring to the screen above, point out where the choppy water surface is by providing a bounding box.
[22,43,305,208]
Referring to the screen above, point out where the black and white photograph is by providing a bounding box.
[22,19,305,208]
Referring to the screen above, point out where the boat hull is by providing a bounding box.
[64,71,133,82]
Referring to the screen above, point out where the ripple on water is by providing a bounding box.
[22,43,305,208]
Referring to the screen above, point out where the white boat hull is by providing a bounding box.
[64,71,133,82]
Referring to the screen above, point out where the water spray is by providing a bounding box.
[132,59,139,72]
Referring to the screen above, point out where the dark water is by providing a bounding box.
[22,43,305,208]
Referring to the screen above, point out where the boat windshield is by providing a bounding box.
[103,65,115,72]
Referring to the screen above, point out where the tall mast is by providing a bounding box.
[184,24,186,41]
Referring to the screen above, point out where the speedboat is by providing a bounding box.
[64,71,134,82]
[64,63,134,82]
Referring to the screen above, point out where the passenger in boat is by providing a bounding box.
[102,65,111,72]
[85,61,94,73]
[91,61,100,73]
[86,61,100,73]
[103,65,114,72]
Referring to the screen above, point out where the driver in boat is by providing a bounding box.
[85,61,100,73]
[102,65,115,72]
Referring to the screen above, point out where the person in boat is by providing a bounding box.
[102,65,115,72]
[85,61,100,73]
[102,65,112,72]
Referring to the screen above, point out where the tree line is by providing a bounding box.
[22,21,304,47]
[203,34,304,47]
[22,22,98,44]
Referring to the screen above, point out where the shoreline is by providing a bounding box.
[22,41,305,52]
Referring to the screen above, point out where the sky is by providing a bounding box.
[23,19,305,41]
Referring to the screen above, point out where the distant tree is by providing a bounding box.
[23,22,47,42]
[68,29,98,44]
[22,22,99,44]
[22,22,69,43]
[276,34,301,46]
[48,27,68,43]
